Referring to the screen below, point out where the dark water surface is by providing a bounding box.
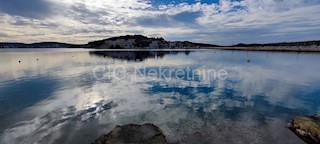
[0,49,319,144]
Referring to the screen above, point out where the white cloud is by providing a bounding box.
[0,0,319,44]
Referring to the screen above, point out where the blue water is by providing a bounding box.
[0,49,319,144]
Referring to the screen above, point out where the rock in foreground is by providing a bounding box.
[93,123,167,144]
[289,115,320,144]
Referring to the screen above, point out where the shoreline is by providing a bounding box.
[205,46,320,52]
[1,46,320,53]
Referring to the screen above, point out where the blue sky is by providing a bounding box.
[0,0,320,45]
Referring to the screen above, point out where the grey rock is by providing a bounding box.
[93,123,167,144]
[289,115,320,144]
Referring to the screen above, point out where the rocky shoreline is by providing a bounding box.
[92,117,320,144]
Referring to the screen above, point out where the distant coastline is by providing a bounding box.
[206,46,320,52]
[1,35,319,52]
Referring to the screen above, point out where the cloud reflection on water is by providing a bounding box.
[0,50,320,143]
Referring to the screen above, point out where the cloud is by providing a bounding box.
[0,0,56,19]
[0,32,8,37]
[69,2,111,25]
[0,0,320,44]
[136,11,202,28]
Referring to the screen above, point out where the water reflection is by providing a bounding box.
[90,50,191,61]
[0,49,319,144]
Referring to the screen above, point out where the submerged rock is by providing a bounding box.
[93,123,167,144]
[289,115,320,144]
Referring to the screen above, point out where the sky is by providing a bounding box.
[0,0,320,45]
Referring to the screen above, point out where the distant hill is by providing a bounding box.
[0,42,71,48]
[68,35,220,49]
[1,35,320,49]
[232,40,320,47]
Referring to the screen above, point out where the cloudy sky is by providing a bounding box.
[0,0,319,45]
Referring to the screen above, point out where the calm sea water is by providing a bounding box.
[0,49,319,144]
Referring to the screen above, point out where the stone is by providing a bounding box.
[289,115,320,144]
[93,123,167,144]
